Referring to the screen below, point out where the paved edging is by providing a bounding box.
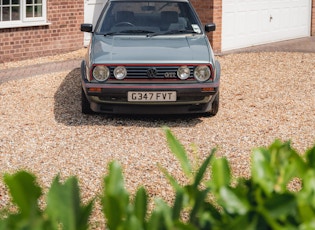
[0,59,81,84]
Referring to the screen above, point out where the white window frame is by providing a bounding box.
[0,0,50,29]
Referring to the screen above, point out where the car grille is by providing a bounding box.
[108,66,195,80]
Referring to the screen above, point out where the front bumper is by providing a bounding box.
[81,61,221,114]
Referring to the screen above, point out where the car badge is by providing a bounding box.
[147,68,157,78]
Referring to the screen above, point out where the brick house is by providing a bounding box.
[0,0,314,63]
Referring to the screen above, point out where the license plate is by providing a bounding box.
[128,91,177,102]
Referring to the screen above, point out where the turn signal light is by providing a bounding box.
[201,87,215,92]
[88,88,102,93]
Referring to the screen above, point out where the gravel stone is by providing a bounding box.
[0,52,314,228]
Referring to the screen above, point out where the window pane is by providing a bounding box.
[26,5,33,17]
[34,5,41,17]
[3,0,10,5]
[12,6,20,20]
[2,7,10,21]
[0,0,45,22]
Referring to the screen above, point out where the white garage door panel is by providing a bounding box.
[222,0,311,51]
[84,0,107,46]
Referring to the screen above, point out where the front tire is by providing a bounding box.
[204,92,219,117]
[81,88,94,114]
[209,92,219,116]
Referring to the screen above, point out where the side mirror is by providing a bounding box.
[81,24,93,33]
[205,23,216,32]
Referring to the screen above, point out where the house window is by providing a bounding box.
[0,0,48,28]
[26,0,42,18]
[0,0,20,21]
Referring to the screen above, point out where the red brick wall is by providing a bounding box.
[191,0,221,53]
[0,0,84,63]
[210,0,222,53]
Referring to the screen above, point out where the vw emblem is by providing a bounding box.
[147,68,157,78]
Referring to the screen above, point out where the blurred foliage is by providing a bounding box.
[0,127,314,229]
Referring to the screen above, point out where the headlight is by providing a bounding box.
[92,66,110,82]
[194,65,211,82]
[177,66,190,80]
[114,66,127,80]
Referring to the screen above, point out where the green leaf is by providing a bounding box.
[299,220,315,230]
[211,157,231,190]
[173,221,198,230]
[172,190,184,220]
[103,195,126,230]
[298,170,315,222]
[3,171,42,219]
[122,214,143,230]
[46,175,93,230]
[102,161,130,230]
[0,213,51,230]
[305,145,315,168]
[164,127,192,178]
[225,214,259,230]
[219,187,249,215]
[264,193,296,218]
[146,198,171,230]
[269,140,306,191]
[134,187,148,227]
[189,188,209,224]
[158,163,182,191]
[251,148,275,194]
[146,208,163,230]
[193,149,215,188]
[203,202,222,222]
[155,198,173,229]
[297,201,315,224]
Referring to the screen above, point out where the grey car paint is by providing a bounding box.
[91,35,214,64]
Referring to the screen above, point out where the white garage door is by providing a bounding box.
[84,0,107,46]
[222,0,312,51]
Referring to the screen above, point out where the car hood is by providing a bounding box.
[91,35,213,64]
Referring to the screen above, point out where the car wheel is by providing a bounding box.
[204,92,219,117]
[81,88,94,114]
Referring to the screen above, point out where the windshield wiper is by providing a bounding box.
[122,29,155,34]
[148,29,199,37]
[104,30,155,36]
[103,31,123,36]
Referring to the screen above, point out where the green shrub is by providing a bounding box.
[0,128,314,229]
[0,173,93,230]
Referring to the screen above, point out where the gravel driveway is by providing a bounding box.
[0,52,314,227]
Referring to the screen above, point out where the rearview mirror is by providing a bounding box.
[205,23,216,32]
[141,6,156,11]
[81,24,93,33]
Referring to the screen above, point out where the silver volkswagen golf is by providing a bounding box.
[80,0,220,115]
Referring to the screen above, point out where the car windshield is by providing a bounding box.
[95,1,202,35]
